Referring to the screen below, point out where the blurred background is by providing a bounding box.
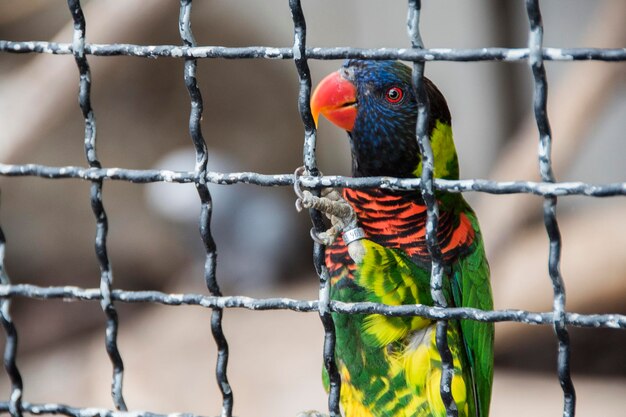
[0,0,625,416]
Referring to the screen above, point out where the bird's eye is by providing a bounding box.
[385,87,404,104]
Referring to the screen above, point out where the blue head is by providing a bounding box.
[311,60,454,178]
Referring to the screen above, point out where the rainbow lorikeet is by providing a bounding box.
[307,60,494,417]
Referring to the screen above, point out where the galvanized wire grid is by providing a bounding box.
[0,0,625,417]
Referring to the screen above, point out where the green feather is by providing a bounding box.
[330,230,491,417]
[452,210,494,417]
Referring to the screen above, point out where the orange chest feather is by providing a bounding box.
[325,189,475,279]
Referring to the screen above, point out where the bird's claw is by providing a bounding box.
[294,166,359,245]
[296,411,329,417]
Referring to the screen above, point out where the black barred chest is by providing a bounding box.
[324,188,475,281]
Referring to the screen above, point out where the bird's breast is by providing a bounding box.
[326,188,475,282]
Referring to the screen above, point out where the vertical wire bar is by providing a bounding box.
[178,2,233,416]
[66,0,127,411]
[525,1,576,416]
[0,212,23,417]
[407,1,458,416]
[289,1,341,416]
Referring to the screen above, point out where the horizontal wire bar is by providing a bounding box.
[0,283,623,329]
[1,41,625,62]
[1,163,625,197]
[0,401,199,417]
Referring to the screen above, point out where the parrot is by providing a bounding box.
[306,60,494,417]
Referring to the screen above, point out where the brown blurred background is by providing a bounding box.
[0,0,625,416]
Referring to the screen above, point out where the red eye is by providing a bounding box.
[385,87,403,103]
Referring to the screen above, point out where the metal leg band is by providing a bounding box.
[342,227,366,245]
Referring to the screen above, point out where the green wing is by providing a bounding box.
[451,211,494,417]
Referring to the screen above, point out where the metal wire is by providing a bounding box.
[2,41,626,62]
[67,0,127,411]
[0,283,623,328]
[0,1,625,417]
[178,1,233,416]
[408,1,457,416]
[0,223,22,417]
[2,164,626,197]
[525,2,576,416]
[289,1,341,415]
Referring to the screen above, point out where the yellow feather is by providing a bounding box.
[452,373,468,408]
[413,121,459,179]
[425,368,469,417]
[362,315,409,346]
[403,342,430,388]
[339,365,375,417]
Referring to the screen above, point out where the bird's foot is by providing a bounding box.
[294,167,366,262]
[294,167,358,246]
[296,188,356,245]
[296,411,329,417]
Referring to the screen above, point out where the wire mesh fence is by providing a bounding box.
[0,1,625,417]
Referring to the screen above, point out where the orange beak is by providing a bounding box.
[310,70,357,132]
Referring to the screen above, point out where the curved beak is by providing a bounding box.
[310,70,357,132]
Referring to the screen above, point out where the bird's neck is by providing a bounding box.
[342,188,475,264]
[348,129,419,178]
[349,119,459,180]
